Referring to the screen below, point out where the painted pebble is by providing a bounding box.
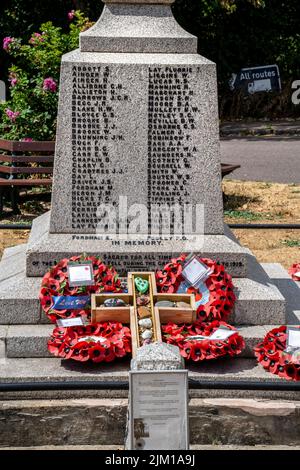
[155,300,175,307]
[138,306,151,318]
[136,295,150,306]
[135,277,149,294]
[104,298,126,307]
[138,318,152,329]
[176,301,191,309]
[141,329,153,340]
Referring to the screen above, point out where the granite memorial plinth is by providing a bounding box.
[0,0,291,370]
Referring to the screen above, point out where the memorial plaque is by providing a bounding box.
[129,370,189,450]
[50,54,223,236]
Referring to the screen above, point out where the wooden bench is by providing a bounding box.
[0,139,54,215]
[221,163,241,178]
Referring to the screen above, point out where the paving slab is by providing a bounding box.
[0,357,281,383]
[2,324,268,359]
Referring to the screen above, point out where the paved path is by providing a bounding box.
[220,137,300,183]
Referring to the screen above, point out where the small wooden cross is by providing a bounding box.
[91,272,196,356]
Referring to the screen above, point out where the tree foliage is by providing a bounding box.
[0,11,91,140]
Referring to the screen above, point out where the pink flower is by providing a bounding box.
[3,37,14,51]
[68,10,75,21]
[43,77,57,93]
[5,108,20,122]
[21,138,33,142]
[9,73,18,87]
[29,33,45,45]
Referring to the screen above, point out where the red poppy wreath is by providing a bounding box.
[48,322,131,363]
[39,255,121,323]
[288,263,300,281]
[254,326,300,381]
[156,255,236,322]
[162,320,245,362]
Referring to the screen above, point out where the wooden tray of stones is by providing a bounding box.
[91,271,196,357]
[129,272,162,357]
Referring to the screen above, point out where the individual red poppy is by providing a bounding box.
[103,346,115,363]
[180,341,193,359]
[51,270,67,284]
[39,290,53,312]
[71,340,90,361]
[89,344,106,362]
[288,263,300,281]
[190,343,207,361]
[114,343,126,358]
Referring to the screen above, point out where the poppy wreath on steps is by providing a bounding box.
[48,322,131,363]
[39,255,122,323]
[162,320,245,362]
[156,255,236,322]
[289,263,300,281]
[254,326,300,381]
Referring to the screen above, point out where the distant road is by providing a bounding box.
[220,137,300,183]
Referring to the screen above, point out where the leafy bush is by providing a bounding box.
[0,10,92,141]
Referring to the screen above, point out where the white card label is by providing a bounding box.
[78,335,106,344]
[185,327,237,342]
[67,262,94,287]
[56,317,84,327]
[287,328,300,348]
[209,328,236,340]
[182,256,211,287]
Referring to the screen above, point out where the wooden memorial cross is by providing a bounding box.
[91,272,196,356]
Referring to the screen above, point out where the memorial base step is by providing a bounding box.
[0,357,299,401]
[1,324,273,359]
[25,212,251,278]
[0,243,289,326]
[1,384,300,447]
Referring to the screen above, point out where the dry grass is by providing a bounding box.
[223,180,300,269]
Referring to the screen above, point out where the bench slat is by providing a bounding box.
[0,178,52,186]
[0,154,54,163]
[0,166,53,175]
[0,139,55,152]
[221,163,241,177]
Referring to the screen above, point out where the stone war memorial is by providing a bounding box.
[1,0,300,450]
